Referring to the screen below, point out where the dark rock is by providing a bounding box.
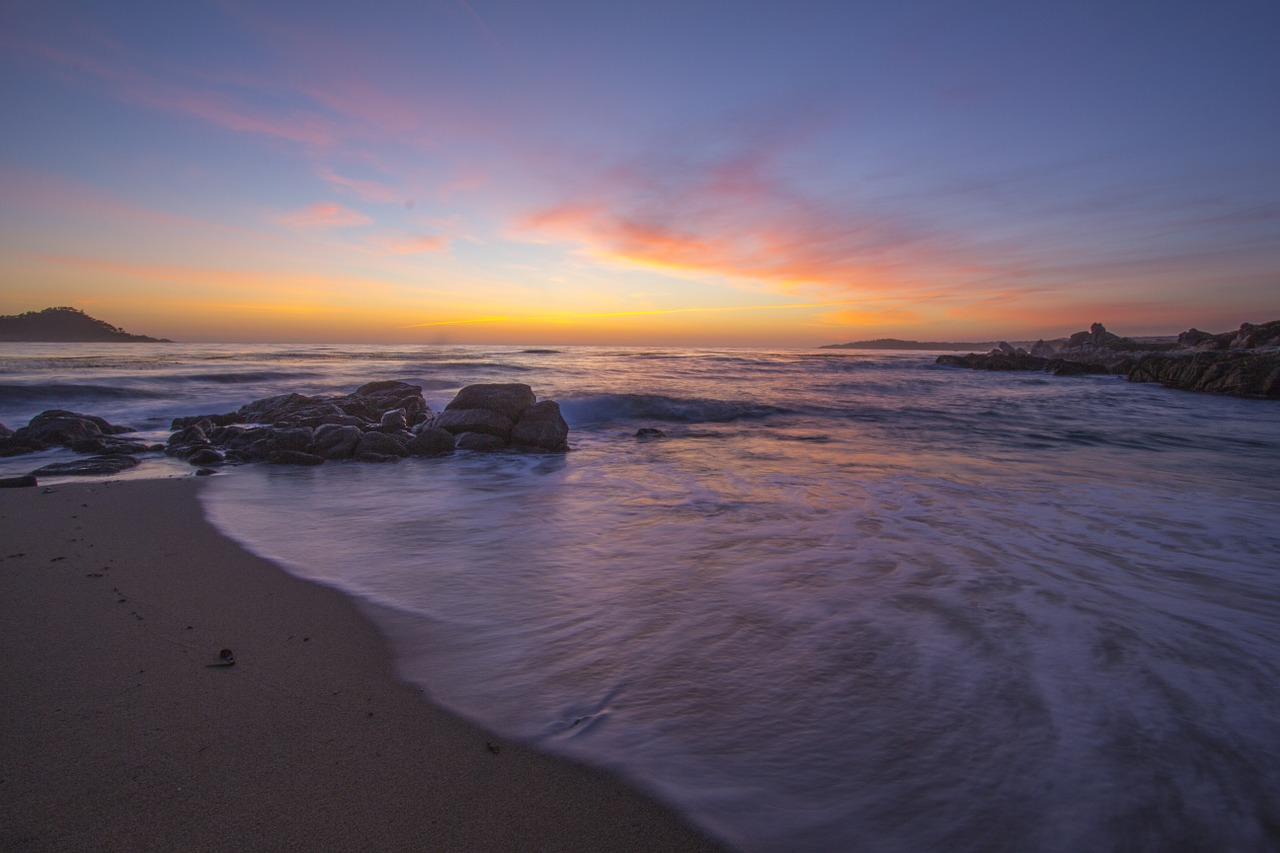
[1029,339,1057,357]
[511,401,569,451]
[378,408,409,431]
[187,447,225,466]
[355,431,409,458]
[434,408,515,440]
[272,427,314,453]
[635,427,666,438]
[454,432,507,452]
[445,383,536,421]
[168,424,208,446]
[1049,360,1109,377]
[0,437,47,457]
[310,424,363,460]
[0,474,38,488]
[237,393,314,425]
[32,455,140,476]
[407,426,456,456]
[937,353,1050,371]
[194,468,217,476]
[268,450,325,466]
[1128,352,1280,398]
[0,422,10,439]
[14,411,104,445]
[172,412,241,430]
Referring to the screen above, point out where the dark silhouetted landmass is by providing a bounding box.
[0,307,172,342]
[935,321,1280,399]
[820,338,1031,351]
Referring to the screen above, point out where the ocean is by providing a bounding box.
[3,342,1279,851]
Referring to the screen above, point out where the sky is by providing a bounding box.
[1,0,1277,345]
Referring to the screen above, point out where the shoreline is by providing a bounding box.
[0,477,728,852]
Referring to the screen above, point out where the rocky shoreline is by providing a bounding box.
[936,321,1280,399]
[0,381,569,485]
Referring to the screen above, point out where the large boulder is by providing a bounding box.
[511,401,569,451]
[14,410,132,446]
[445,384,537,421]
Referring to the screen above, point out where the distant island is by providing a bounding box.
[821,338,1018,351]
[0,307,172,342]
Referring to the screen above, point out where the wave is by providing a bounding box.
[559,393,792,426]
[0,382,170,404]
[174,370,319,384]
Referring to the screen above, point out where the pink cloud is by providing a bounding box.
[381,233,450,254]
[14,37,340,149]
[277,202,372,228]
[317,167,406,204]
[515,145,984,299]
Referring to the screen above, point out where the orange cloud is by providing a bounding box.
[277,202,372,229]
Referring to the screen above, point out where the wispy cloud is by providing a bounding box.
[379,233,451,255]
[277,202,372,229]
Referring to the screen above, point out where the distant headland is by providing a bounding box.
[0,307,172,343]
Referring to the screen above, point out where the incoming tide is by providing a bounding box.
[3,342,1279,851]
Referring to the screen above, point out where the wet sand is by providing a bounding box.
[0,477,728,852]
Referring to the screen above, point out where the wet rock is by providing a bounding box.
[0,474,38,488]
[378,408,409,431]
[355,431,409,458]
[444,383,537,421]
[407,426,455,456]
[166,379,567,465]
[434,408,515,440]
[310,424,362,459]
[13,410,133,446]
[1128,352,1280,398]
[187,447,225,466]
[31,455,141,476]
[635,427,666,438]
[454,432,507,452]
[511,400,569,452]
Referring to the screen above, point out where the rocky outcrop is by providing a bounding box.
[935,353,1109,376]
[1128,352,1280,398]
[0,411,150,459]
[3,380,568,478]
[937,321,1280,399]
[434,383,568,453]
[165,380,567,466]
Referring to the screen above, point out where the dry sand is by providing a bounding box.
[0,477,729,852]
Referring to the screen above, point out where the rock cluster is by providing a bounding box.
[1,381,569,481]
[166,381,568,467]
[0,410,157,476]
[937,321,1280,399]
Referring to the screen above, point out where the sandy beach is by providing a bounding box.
[0,477,727,852]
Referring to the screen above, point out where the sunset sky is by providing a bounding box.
[2,1,1277,345]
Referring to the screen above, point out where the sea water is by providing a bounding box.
[3,343,1279,851]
